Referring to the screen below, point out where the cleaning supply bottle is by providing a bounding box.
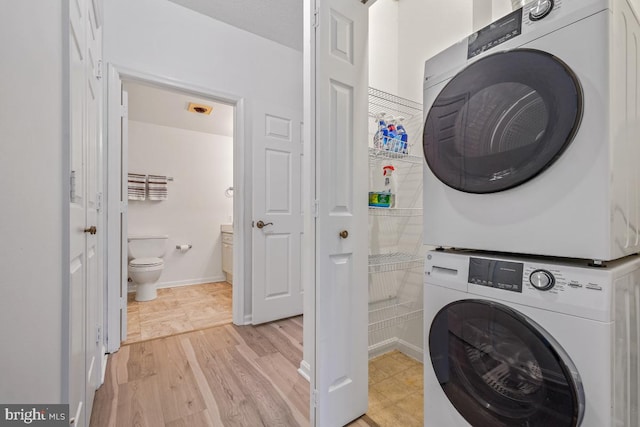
[386,119,397,151]
[396,117,408,154]
[373,113,388,150]
[383,165,396,207]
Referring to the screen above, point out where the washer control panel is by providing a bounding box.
[468,257,607,296]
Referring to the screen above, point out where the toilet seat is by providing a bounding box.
[129,257,164,268]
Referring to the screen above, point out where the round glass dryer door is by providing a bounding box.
[429,300,585,426]
[423,49,583,193]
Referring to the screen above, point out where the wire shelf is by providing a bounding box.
[369,207,423,217]
[368,300,424,333]
[369,252,424,273]
[368,87,422,118]
[368,147,424,164]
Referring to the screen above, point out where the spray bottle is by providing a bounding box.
[383,165,396,208]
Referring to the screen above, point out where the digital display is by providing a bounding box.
[468,9,523,59]
[468,257,524,293]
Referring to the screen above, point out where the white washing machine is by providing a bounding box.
[423,249,640,426]
[422,0,640,261]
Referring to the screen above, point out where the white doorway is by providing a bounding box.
[106,67,248,352]
[122,80,236,343]
[106,66,304,353]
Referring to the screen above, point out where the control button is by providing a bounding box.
[529,269,555,291]
[586,283,603,291]
[530,0,554,21]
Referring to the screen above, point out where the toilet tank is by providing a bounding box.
[128,235,168,259]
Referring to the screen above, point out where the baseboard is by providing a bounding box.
[368,338,399,359]
[157,276,226,289]
[100,349,108,386]
[128,276,227,293]
[298,360,311,382]
[396,339,424,362]
[243,314,253,325]
[368,338,424,362]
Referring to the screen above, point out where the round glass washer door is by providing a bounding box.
[429,300,585,426]
[422,49,583,193]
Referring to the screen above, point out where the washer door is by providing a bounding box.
[423,49,583,193]
[429,300,585,426]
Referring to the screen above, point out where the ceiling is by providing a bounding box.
[169,0,303,51]
[125,81,234,137]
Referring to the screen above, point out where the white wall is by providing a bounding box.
[104,0,303,319]
[397,0,474,102]
[369,0,400,93]
[127,121,233,288]
[0,3,66,402]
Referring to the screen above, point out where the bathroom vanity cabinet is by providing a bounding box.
[221,227,233,284]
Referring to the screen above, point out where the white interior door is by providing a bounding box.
[84,2,103,418]
[69,0,103,424]
[69,0,87,422]
[252,102,304,324]
[313,0,369,425]
[106,66,128,351]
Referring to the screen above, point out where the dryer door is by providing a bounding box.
[423,49,583,193]
[429,299,585,426]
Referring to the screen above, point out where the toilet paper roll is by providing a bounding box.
[177,244,191,251]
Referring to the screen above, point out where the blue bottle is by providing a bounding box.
[386,119,397,151]
[396,117,408,154]
[374,113,388,150]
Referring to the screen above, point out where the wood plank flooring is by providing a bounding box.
[91,317,310,427]
[125,282,232,345]
[93,307,423,426]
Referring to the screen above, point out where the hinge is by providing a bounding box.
[120,201,127,213]
[95,59,103,80]
[96,192,103,212]
[120,103,128,118]
[121,297,127,310]
[96,325,102,345]
[312,199,319,218]
[70,170,76,201]
[313,8,320,28]
[312,390,319,408]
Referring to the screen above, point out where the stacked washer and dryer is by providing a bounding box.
[421,0,640,426]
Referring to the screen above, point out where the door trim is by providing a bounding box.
[105,64,249,352]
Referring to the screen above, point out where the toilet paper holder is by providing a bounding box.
[176,244,192,250]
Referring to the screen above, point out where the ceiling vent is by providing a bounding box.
[187,102,213,115]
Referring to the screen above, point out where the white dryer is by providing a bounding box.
[423,250,640,427]
[422,0,640,261]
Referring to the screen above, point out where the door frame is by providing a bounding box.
[105,64,249,352]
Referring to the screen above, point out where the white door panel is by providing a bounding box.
[314,0,369,426]
[69,0,102,424]
[252,103,303,324]
[69,0,86,423]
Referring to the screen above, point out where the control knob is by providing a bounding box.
[529,269,555,291]
[529,0,554,21]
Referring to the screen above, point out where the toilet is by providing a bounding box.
[128,235,168,302]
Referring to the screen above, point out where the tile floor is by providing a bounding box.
[367,350,424,427]
[124,281,232,345]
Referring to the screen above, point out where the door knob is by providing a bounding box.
[84,226,97,235]
[339,230,349,239]
[256,220,273,229]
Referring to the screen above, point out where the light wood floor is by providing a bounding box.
[91,316,314,427]
[125,282,232,345]
[94,287,423,427]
